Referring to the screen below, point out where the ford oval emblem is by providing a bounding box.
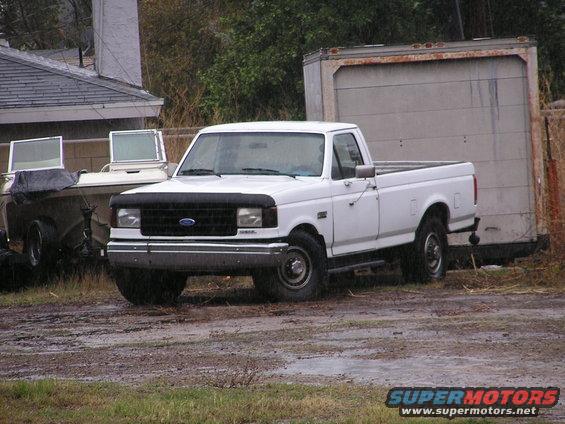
[179,218,196,227]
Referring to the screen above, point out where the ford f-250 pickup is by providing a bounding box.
[107,122,479,304]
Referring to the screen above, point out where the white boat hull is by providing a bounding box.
[1,171,168,254]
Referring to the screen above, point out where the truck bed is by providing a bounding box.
[373,161,463,175]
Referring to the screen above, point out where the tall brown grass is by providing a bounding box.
[0,269,117,306]
[540,77,565,254]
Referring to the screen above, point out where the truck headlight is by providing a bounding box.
[237,207,262,228]
[116,208,141,228]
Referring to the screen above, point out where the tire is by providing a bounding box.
[252,231,327,302]
[400,216,447,283]
[113,268,187,305]
[25,219,58,274]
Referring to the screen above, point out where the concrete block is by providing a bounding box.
[63,143,76,159]
[0,145,9,162]
[91,156,111,172]
[75,141,109,158]
[65,157,92,172]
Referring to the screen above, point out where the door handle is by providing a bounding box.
[343,181,352,187]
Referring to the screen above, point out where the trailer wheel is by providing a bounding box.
[25,219,58,273]
[113,268,187,305]
[401,216,447,283]
[252,230,327,302]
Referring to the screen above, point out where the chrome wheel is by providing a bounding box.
[424,232,442,274]
[277,246,312,290]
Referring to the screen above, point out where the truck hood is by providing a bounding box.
[121,175,325,203]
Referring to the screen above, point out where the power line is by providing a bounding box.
[57,51,117,126]
[5,4,164,124]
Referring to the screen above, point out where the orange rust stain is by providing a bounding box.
[335,48,528,68]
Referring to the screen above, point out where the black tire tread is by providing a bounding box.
[252,230,327,302]
[401,215,447,283]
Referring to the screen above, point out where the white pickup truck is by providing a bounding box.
[107,122,479,304]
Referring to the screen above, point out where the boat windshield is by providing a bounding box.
[110,130,165,163]
[177,132,325,177]
[9,136,63,172]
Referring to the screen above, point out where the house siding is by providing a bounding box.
[0,118,143,172]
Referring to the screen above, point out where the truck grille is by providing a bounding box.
[140,205,237,237]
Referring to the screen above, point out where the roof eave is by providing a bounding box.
[0,100,164,124]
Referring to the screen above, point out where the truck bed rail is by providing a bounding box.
[373,161,463,175]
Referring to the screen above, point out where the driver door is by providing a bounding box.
[330,132,379,256]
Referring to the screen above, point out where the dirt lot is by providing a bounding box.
[0,270,563,421]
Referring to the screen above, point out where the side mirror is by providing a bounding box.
[355,164,375,178]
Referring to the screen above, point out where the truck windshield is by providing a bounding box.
[177,132,325,177]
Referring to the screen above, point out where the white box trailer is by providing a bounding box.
[303,37,548,260]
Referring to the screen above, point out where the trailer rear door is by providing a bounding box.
[332,56,536,245]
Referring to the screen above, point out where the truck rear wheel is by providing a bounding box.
[113,268,187,305]
[252,230,327,302]
[400,216,447,283]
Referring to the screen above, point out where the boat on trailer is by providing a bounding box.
[0,129,174,271]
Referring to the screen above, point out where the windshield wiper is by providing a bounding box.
[241,167,296,178]
[179,168,221,176]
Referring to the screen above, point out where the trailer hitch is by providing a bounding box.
[468,217,481,246]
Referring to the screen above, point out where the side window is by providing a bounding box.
[332,133,363,180]
[331,149,342,179]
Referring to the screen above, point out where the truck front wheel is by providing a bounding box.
[112,268,187,305]
[252,231,327,302]
[400,216,447,283]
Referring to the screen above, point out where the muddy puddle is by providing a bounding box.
[0,281,563,420]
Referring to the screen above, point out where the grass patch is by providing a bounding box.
[443,250,565,294]
[0,264,253,309]
[0,269,118,307]
[0,379,506,424]
[1,248,563,308]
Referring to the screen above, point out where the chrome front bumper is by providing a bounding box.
[107,240,288,271]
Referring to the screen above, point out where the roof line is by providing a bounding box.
[0,46,158,101]
[0,100,164,124]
